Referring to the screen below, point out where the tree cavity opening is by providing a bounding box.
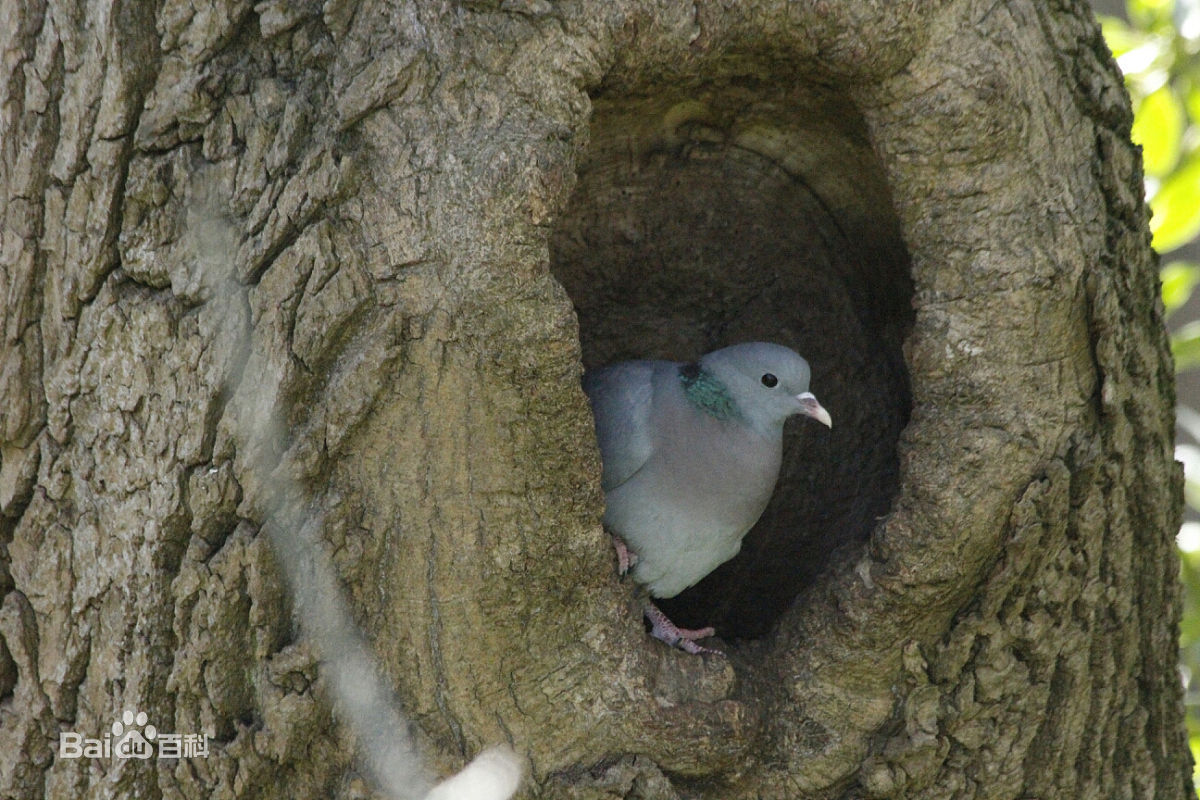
[550,81,913,639]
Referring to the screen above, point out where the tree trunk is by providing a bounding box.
[0,0,1190,798]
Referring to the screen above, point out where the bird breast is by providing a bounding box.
[653,392,783,529]
[602,376,784,597]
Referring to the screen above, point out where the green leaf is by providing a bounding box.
[1128,0,1177,30]
[1099,15,1145,58]
[1129,0,1174,12]
[1133,87,1186,175]
[1150,156,1200,253]
[1118,45,1170,86]
[1173,320,1200,370]
[1162,261,1200,314]
[1188,81,1200,124]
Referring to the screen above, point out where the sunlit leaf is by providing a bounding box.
[1100,15,1146,58]
[1173,320,1200,370]
[1187,475,1200,508]
[1134,87,1186,174]
[1129,0,1175,11]
[1182,549,1200,645]
[1150,156,1200,253]
[1188,82,1200,123]
[1181,0,1200,39]
[1191,734,1200,785]
[1128,0,1177,29]
[1162,261,1200,313]
[1120,43,1169,80]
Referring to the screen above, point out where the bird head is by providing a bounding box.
[699,342,832,434]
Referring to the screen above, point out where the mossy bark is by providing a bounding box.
[0,0,1189,798]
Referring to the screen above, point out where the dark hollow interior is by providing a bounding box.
[550,81,913,639]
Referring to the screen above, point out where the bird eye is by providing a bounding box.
[761,373,778,387]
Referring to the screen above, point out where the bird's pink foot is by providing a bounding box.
[611,535,638,576]
[644,602,721,656]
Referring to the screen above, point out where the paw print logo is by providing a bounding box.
[112,710,156,759]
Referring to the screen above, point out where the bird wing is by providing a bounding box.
[582,360,662,491]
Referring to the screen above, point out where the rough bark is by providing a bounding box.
[0,0,1189,799]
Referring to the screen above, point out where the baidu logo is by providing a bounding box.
[59,710,209,760]
[112,709,155,759]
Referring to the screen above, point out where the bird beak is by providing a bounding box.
[796,392,832,428]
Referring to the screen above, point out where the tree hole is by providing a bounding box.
[550,81,913,639]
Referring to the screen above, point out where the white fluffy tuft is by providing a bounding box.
[424,746,523,800]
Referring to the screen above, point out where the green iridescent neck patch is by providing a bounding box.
[678,363,742,421]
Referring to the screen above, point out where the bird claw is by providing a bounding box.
[644,602,722,656]
[609,538,721,655]
[673,638,722,656]
[611,535,639,576]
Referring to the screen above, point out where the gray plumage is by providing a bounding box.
[584,342,831,600]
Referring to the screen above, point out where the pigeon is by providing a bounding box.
[583,342,831,654]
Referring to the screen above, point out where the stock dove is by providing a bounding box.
[584,342,831,654]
